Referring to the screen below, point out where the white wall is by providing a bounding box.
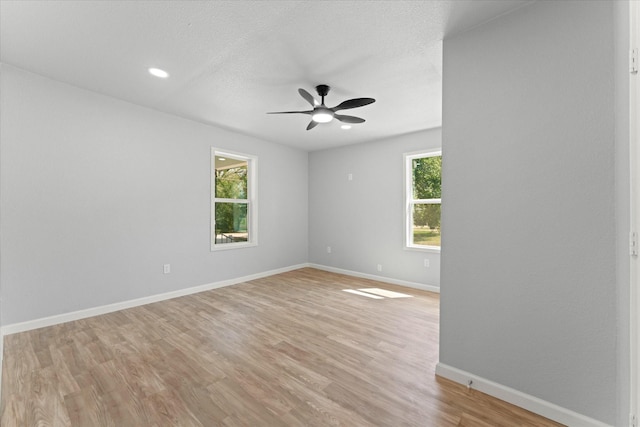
[440,1,617,425]
[309,129,441,288]
[0,64,308,326]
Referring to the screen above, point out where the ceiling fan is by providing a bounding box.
[267,85,375,130]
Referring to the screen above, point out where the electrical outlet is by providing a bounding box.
[377,264,382,272]
[424,259,430,268]
[327,246,332,254]
[348,173,353,181]
[163,264,171,274]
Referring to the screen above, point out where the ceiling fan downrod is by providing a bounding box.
[316,84,330,105]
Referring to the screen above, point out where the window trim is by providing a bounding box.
[404,149,442,253]
[211,148,258,251]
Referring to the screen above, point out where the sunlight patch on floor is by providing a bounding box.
[359,288,413,298]
[342,289,384,299]
[342,288,413,299]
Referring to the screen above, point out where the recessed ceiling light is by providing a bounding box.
[148,67,169,78]
[341,125,352,130]
[218,157,226,161]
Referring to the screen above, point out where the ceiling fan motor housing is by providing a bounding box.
[316,84,330,98]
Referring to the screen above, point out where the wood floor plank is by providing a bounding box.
[99,385,144,427]
[64,386,116,427]
[1,395,26,427]
[174,382,228,426]
[1,268,565,426]
[141,387,204,427]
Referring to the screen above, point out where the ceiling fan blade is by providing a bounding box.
[334,114,365,124]
[331,97,375,111]
[298,88,318,107]
[266,110,313,114]
[306,121,319,130]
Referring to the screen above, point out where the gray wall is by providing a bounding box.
[0,51,2,353]
[309,129,441,287]
[614,2,631,425]
[0,64,309,325]
[440,1,617,424]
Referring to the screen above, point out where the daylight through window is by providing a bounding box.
[405,150,441,250]
[211,149,257,250]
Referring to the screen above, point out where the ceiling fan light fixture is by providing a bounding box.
[311,108,334,123]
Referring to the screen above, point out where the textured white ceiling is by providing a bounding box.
[0,0,532,151]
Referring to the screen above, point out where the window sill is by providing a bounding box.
[210,242,257,252]
[404,245,441,254]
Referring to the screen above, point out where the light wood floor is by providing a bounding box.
[1,268,563,426]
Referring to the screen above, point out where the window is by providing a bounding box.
[211,149,257,250]
[405,150,441,251]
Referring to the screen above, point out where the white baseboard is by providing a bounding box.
[1,264,308,336]
[307,263,440,293]
[435,363,613,427]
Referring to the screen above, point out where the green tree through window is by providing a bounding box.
[216,166,247,200]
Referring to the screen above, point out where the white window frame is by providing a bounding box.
[404,149,442,253]
[211,148,258,251]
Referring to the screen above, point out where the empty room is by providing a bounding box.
[0,1,637,426]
